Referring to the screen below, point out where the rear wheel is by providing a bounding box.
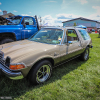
[0,38,14,44]
[80,47,89,61]
[28,60,52,85]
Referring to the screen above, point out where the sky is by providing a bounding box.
[0,0,100,26]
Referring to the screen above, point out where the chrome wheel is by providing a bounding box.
[84,49,89,60]
[36,64,51,83]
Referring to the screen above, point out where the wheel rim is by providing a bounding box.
[84,49,89,60]
[36,64,51,83]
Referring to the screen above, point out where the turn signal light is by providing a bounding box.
[9,64,25,70]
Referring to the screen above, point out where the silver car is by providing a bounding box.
[0,27,93,85]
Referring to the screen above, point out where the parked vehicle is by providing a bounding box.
[87,29,92,33]
[0,27,93,85]
[0,15,39,44]
[92,29,95,32]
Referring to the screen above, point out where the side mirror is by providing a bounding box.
[23,22,29,28]
[23,24,26,28]
[68,41,73,44]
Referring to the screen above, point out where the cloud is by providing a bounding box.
[77,0,88,4]
[42,14,81,26]
[0,2,1,5]
[61,0,66,9]
[61,0,87,10]
[97,15,100,17]
[92,6,100,13]
[42,15,55,26]
[29,12,31,13]
[21,14,31,16]
[57,14,80,20]
[42,15,53,20]
[0,9,2,12]
[88,6,100,21]
[13,10,17,12]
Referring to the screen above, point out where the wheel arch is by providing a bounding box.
[31,57,54,69]
[27,57,54,74]
[0,32,16,41]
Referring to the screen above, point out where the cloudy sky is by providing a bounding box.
[0,0,100,26]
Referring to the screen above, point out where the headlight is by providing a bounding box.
[9,63,26,70]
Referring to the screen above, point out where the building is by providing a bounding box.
[0,10,15,18]
[62,17,100,29]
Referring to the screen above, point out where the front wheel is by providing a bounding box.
[28,60,52,85]
[80,47,89,61]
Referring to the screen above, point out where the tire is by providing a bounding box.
[80,47,89,61]
[28,60,52,85]
[0,38,14,44]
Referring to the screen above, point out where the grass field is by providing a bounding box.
[0,34,100,100]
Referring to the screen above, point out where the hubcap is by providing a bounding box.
[84,49,89,60]
[36,64,51,83]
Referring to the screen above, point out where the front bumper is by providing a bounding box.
[0,63,24,80]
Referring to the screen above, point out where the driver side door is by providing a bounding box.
[60,29,83,62]
[21,17,37,39]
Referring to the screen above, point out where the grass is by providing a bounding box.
[0,34,100,100]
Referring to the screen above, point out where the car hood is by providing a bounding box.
[0,40,56,63]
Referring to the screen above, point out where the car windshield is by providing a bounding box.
[29,28,63,44]
[7,16,22,25]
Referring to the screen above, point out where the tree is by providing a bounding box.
[73,22,77,26]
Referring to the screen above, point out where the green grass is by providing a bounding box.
[68,33,77,37]
[0,34,100,100]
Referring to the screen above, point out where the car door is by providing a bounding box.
[21,17,37,39]
[60,29,83,62]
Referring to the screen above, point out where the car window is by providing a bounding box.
[24,17,34,25]
[7,16,22,25]
[63,29,79,43]
[29,29,63,44]
[78,30,90,40]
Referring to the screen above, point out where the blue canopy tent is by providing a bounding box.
[76,25,87,29]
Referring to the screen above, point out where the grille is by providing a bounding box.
[0,58,5,65]
[0,53,3,59]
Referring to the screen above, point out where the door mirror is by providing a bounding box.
[23,24,26,28]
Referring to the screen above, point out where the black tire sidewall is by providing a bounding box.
[81,47,89,61]
[0,38,14,44]
[29,60,52,85]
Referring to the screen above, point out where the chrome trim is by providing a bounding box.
[59,29,65,45]
[0,63,24,80]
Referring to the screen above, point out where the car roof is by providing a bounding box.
[41,26,85,30]
[41,27,64,30]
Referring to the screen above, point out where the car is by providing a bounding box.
[92,29,95,32]
[0,27,93,85]
[87,29,92,33]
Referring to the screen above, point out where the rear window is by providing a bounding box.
[78,30,90,40]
